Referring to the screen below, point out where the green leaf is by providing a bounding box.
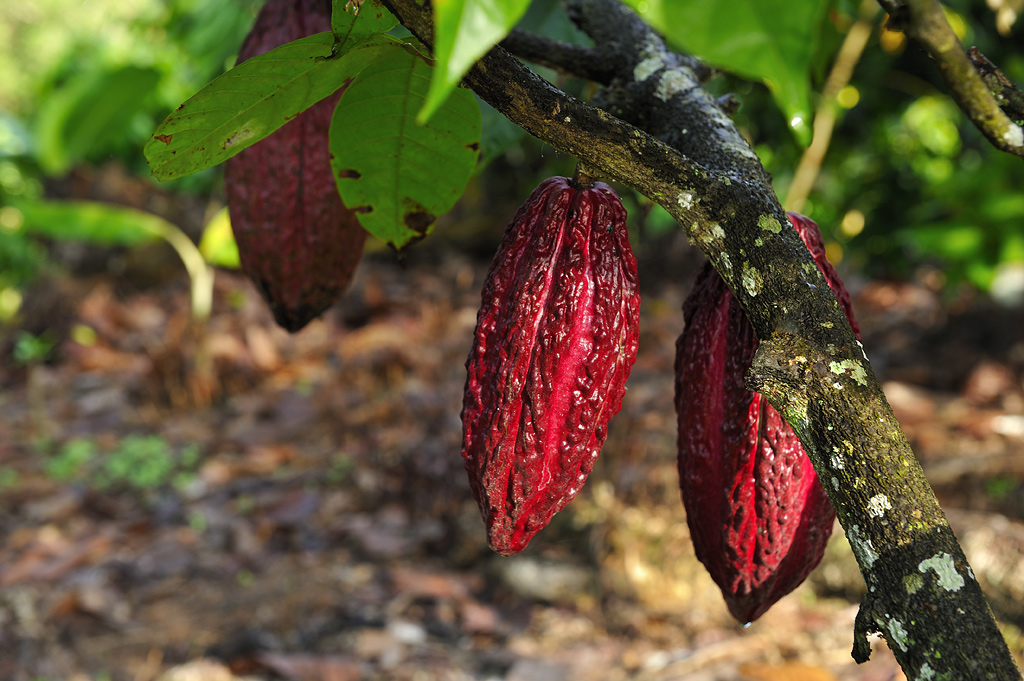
[330,46,482,249]
[331,0,399,50]
[420,0,532,123]
[145,33,388,181]
[478,96,527,169]
[17,200,170,246]
[198,207,240,269]
[35,65,161,174]
[621,0,830,145]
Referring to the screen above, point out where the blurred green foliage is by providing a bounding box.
[0,0,256,323]
[0,0,1022,310]
[725,0,1024,298]
[1,0,258,176]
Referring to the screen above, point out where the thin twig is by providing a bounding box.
[787,0,880,213]
[500,30,618,84]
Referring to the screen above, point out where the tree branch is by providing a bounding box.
[881,0,1024,157]
[500,30,617,84]
[380,0,1023,677]
[968,47,1024,126]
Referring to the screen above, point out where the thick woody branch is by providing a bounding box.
[380,0,1022,677]
[880,0,1024,157]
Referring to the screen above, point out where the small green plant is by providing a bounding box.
[985,475,1017,502]
[0,468,20,488]
[44,434,201,493]
[45,437,97,480]
[12,330,56,365]
[95,435,177,490]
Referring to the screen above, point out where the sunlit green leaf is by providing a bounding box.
[17,200,169,246]
[198,207,240,268]
[621,0,830,145]
[145,33,389,181]
[420,0,531,122]
[330,46,482,249]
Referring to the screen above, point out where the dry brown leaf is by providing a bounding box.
[739,662,836,681]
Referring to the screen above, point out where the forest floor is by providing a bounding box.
[1,223,1023,681]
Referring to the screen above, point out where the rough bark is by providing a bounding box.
[380,0,1023,677]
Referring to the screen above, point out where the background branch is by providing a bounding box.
[500,30,617,84]
[380,0,1023,677]
[968,47,1024,125]
[880,0,1024,157]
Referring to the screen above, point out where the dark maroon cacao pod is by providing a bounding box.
[224,0,366,332]
[462,177,641,556]
[675,212,861,623]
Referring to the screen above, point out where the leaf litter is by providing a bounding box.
[0,238,1022,681]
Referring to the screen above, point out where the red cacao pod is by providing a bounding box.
[462,177,641,556]
[675,212,861,623]
[224,0,367,332]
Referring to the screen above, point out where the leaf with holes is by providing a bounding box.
[330,45,481,250]
[145,33,389,181]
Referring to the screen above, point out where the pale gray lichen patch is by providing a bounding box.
[633,55,664,83]
[918,661,936,681]
[829,359,868,386]
[711,222,726,240]
[831,476,839,489]
[866,494,892,518]
[758,214,782,233]
[847,525,878,567]
[1003,123,1024,148]
[677,192,694,210]
[656,69,698,102]
[886,617,909,652]
[720,253,732,272]
[741,262,763,297]
[918,553,965,591]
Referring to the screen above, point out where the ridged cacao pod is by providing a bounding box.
[675,212,861,623]
[462,177,641,556]
[224,0,367,332]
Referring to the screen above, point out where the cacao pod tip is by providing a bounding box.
[269,303,322,333]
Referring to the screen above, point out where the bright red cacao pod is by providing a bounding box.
[675,212,861,623]
[462,177,641,556]
[224,0,367,333]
